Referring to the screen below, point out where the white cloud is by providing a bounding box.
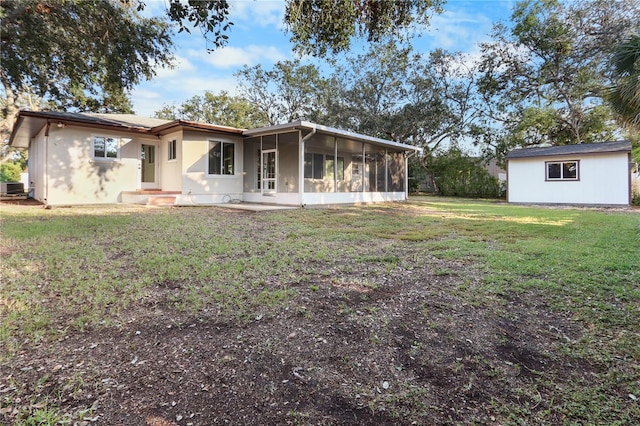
[196,45,288,69]
[229,0,286,29]
[131,75,240,117]
[154,54,196,79]
[424,9,495,52]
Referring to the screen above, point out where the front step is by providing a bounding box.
[120,190,180,205]
[147,196,176,207]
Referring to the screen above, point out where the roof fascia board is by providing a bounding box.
[151,120,244,135]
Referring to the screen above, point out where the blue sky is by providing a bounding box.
[132,0,516,118]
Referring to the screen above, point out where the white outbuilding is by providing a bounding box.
[505,141,633,206]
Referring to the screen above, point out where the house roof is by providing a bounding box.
[505,140,632,159]
[8,111,244,148]
[8,111,419,153]
[244,120,422,153]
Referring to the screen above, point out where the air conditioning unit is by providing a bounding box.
[0,182,25,195]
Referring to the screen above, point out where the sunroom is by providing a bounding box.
[241,121,420,206]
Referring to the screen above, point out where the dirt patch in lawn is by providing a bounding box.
[2,257,600,425]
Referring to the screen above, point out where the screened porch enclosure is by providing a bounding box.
[242,127,408,205]
[302,136,405,193]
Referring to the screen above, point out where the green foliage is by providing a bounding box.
[236,59,330,125]
[0,0,173,112]
[607,34,640,128]
[313,43,482,157]
[427,146,501,198]
[284,0,444,57]
[154,90,268,129]
[0,161,22,182]
[478,0,639,158]
[161,0,232,51]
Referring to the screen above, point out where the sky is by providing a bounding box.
[132,0,516,118]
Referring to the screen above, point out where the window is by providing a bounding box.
[304,153,344,180]
[208,141,235,175]
[93,136,118,159]
[546,161,578,180]
[168,139,177,161]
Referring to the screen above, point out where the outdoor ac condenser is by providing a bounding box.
[0,182,25,195]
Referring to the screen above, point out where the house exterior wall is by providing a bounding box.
[28,127,46,202]
[507,152,630,205]
[160,131,182,192]
[180,130,244,204]
[37,126,140,205]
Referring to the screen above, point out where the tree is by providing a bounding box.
[154,91,268,129]
[0,0,240,162]
[316,43,483,158]
[235,60,330,125]
[284,0,444,57]
[608,34,640,128]
[0,0,175,162]
[477,0,640,159]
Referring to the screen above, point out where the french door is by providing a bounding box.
[261,149,276,194]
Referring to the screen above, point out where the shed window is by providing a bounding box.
[546,161,578,180]
[208,141,235,175]
[93,136,119,159]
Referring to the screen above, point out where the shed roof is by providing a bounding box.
[505,141,631,159]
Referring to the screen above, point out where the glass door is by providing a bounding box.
[141,143,157,189]
[261,149,276,195]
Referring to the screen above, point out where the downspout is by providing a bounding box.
[333,136,337,193]
[384,148,388,194]
[299,128,316,206]
[44,121,51,207]
[362,142,366,194]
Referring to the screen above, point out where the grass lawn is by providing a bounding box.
[1,197,639,424]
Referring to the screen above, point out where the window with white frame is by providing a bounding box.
[208,141,235,175]
[92,136,119,159]
[546,160,579,180]
[168,139,177,161]
[304,153,344,180]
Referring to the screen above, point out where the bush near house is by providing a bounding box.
[0,162,22,182]
[428,147,501,198]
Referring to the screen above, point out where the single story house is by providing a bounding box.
[8,110,420,207]
[505,140,633,206]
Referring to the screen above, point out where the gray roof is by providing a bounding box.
[505,141,632,159]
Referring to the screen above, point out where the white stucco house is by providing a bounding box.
[8,110,420,207]
[505,141,633,206]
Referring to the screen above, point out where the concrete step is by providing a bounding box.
[147,196,176,206]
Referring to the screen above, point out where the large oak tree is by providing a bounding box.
[477,0,640,158]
